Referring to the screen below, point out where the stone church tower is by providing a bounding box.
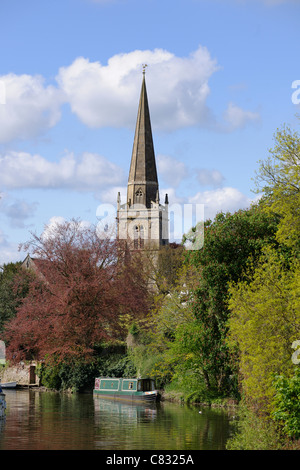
[117,70,169,250]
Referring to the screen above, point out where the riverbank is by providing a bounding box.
[160,389,239,408]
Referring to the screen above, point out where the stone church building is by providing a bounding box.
[117,70,169,251]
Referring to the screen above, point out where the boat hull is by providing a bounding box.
[93,389,160,403]
[0,382,17,389]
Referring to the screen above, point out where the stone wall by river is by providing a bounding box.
[0,363,38,386]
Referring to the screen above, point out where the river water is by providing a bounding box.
[0,390,236,450]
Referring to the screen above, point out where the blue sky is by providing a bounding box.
[0,0,299,264]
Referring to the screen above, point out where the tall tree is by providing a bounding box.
[227,247,300,410]
[0,262,29,334]
[255,123,300,250]
[227,121,300,414]
[181,205,279,396]
[4,219,150,362]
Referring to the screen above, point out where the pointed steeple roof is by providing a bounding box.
[127,70,159,208]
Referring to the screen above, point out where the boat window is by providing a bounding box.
[144,380,150,391]
[137,379,155,391]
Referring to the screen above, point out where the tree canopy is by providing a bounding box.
[4,219,150,362]
[183,205,279,396]
[227,247,300,410]
[255,123,300,249]
[227,122,300,441]
[0,262,29,334]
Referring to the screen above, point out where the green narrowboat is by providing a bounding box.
[93,377,160,403]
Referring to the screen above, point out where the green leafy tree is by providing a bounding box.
[0,262,29,334]
[181,205,279,397]
[255,123,300,250]
[150,263,198,347]
[142,243,186,295]
[127,263,198,389]
[227,247,300,410]
[226,121,300,447]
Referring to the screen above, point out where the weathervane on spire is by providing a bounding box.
[142,64,148,75]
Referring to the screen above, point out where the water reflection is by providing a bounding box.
[94,398,158,424]
[0,390,235,450]
[93,398,159,450]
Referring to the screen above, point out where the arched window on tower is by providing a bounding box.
[139,225,144,249]
[133,225,144,249]
[135,188,143,205]
[134,225,139,249]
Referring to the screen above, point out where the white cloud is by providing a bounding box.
[157,154,189,187]
[161,187,185,205]
[96,185,127,204]
[41,216,66,241]
[222,102,260,131]
[0,47,261,142]
[0,151,124,191]
[1,198,38,228]
[188,186,255,220]
[57,47,261,132]
[0,229,21,265]
[41,216,91,241]
[196,168,225,187]
[0,73,63,143]
[56,47,219,131]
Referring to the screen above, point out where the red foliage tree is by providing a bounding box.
[5,219,150,362]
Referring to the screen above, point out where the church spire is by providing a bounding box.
[127,68,158,208]
[117,70,169,249]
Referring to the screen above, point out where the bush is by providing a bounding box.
[59,361,98,392]
[37,360,62,390]
[37,348,137,392]
[272,367,300,440]
[226,404,281,450]
[96,353,136,379]
[129,322,140,336]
